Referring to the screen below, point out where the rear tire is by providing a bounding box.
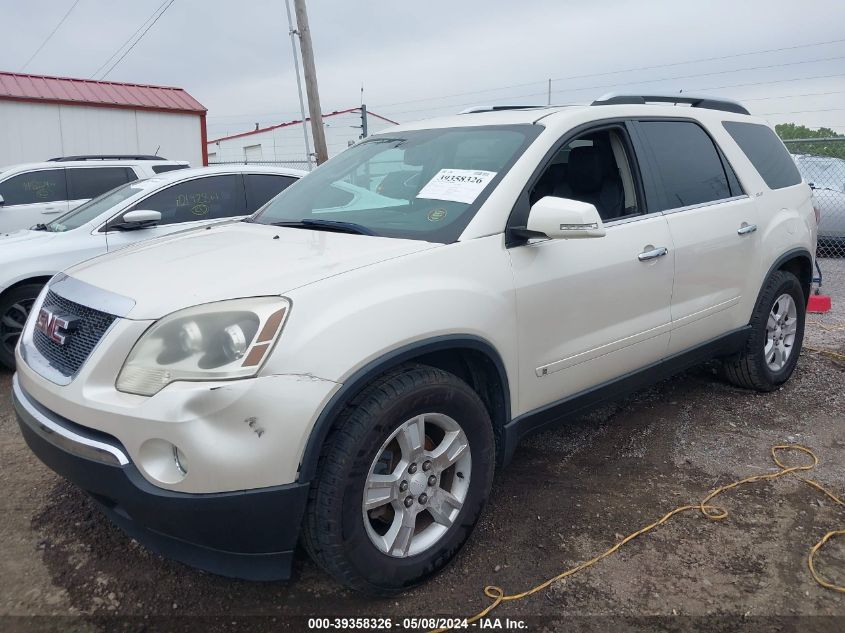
[303,364,495,594]
[0,284,42,371]
[721,270,805,391]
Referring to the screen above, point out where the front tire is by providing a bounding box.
[303,365,495,594]
[721,270,805,391]
[0,284,42,371]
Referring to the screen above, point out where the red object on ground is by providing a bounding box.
[808,294,832,313]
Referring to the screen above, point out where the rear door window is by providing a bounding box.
[244,174,298,211]
[66,167,137,200]
[0,169,67,205]
[128,174,247,225]
[636,121,731,212]
[722,121,802,190]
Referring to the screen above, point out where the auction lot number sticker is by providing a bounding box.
[416,168,497,204]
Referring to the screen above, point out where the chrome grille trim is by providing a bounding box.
[19,276,134,385]
[32,291,117,377]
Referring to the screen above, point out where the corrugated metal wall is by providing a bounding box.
[0,100,203,166]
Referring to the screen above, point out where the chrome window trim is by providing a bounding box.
[658,194,749,216]
[12,374,129,466]
[603,210,663,228]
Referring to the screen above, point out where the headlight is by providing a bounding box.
[116,297,290,396]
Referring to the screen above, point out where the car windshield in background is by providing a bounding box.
[253,125,541,242]
[45,181,152,232]
[794,155,845,192]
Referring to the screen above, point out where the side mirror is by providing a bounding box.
[524,196,606,239]
[112,209,161,230]
[121,209,161,228]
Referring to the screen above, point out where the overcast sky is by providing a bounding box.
[3,0,845,140]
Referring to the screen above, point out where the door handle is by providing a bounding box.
[41,208,62,214]
[737,223,757,235]
[638,246,669,261]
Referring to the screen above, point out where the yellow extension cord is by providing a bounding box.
[428,321,845,630]
[433,445,845,632]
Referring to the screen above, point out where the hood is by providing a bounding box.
[0,228,56,247]
[65,222,440,319]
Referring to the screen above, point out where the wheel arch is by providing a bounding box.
[762,248,813,307]
[2,276,54,296]
[297,335,511,483]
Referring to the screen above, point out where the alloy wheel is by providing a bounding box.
[765,292,798,371]
[362,412,472,558]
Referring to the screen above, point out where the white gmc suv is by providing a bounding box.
[0,155,189,233]
[13,94,817,594]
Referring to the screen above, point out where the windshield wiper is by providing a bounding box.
[268,219,378,236]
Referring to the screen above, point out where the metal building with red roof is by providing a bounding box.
[0,71,208,166]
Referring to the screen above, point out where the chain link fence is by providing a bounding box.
[208,159,313,172]
[783,138,845,259]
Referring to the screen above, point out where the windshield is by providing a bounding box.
[795,156,845,192]
[45,180,150,232]
[253,125,541,242]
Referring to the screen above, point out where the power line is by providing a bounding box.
[19,0,82,72]
[741,90,845,102]
[758,107,845,116]
[94,0,176,80]
[371,37,845,111]
[380,54,845,118]
[90,0,171,78]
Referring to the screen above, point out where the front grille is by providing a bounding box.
[32,291,117,377]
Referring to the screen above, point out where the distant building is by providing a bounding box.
[207,107,397,168]
[0,71,207,167]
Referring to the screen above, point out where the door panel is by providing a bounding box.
[509,214,674,415]
[630,119,761,354]
[663,198,761,354]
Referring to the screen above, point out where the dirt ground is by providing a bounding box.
[1,262,844,633]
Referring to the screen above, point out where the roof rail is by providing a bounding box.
[47,155,166,162]
[459,105,548,114]
[591,93,750,115]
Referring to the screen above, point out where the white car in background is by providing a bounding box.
[0,164,304,368]
[0,155,190,233]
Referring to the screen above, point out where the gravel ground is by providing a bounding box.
[1,266,844,633]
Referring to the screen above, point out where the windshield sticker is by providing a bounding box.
[416,169,497,204]
[427,208,448,222]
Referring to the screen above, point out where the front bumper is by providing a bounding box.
[14,374,309,581]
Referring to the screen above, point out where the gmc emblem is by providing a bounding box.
[35,307,79,346]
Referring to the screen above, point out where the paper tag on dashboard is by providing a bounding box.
[416,169,497,204]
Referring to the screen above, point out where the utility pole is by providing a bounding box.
[292,0,328,164]
[360,103,368,138]
[284,0,312,169]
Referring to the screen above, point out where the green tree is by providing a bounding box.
[776,123,845,159]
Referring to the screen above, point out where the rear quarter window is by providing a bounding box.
[722,121,802,190]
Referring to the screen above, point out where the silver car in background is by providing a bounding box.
[793,154,845,257]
